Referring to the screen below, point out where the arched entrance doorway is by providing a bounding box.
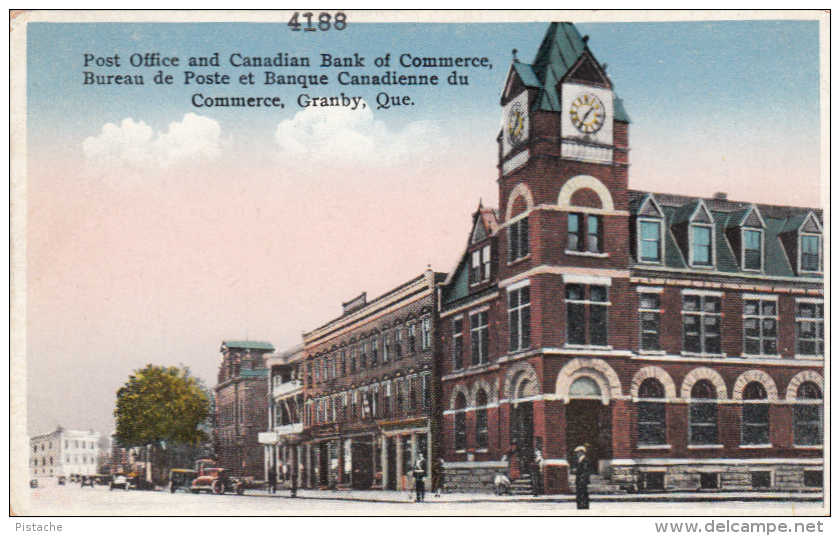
[566,377,611,471]
[508,372,538,477]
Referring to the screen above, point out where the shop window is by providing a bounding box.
[794,381,823,446]
[637,378,666,446]
[639,292,661,351]
[689,380,718,445]
[508,285,531,352]
[508,217,529,262]
[741,382,769,445]
[682,293,721,355]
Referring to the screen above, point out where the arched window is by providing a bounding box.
[454,393,467,452]
[475,390,488,450]
[794,381,822,446]
[741,382,769,445]
[689,380,718,445]
[638,378,666,446]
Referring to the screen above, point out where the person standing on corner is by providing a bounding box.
[574,445,592,510]
[532,443,544,497]
[413,453,427,502]
[267,466,277,494]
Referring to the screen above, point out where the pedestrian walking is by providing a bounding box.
[290,470,298,498]
[412,453,427,502]
[531,445,544,497]
[267,466,277,494]
[432,457,445,497]
[574,445,592,510]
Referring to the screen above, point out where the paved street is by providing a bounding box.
[18,481,824,516]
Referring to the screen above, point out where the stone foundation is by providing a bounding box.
[443,461,506,493]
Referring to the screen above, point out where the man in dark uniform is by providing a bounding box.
[267,466,277,494]
[574,445,592,510]
[413,453,427,502]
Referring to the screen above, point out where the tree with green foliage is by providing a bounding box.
[114,365,210,482]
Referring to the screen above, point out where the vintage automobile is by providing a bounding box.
[29,479,38,489]
[57,476,66,485]
[80,475,95,488]
[168,468,197,493]
[190,467,244,495]
[110,474,130,491]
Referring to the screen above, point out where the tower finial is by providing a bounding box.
[512,48,519,63]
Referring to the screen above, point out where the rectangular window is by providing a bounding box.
[743,298,777,356]
[700,473,720,490]
[475,407,488,450]
[566,284,609,347]
[395,326,403,357]
[455,413,467,451]
[742,403,770,445]
[341,350,346,375]
[566,284,585,345]
[691,225,713,266]
[508,285,531,352]
[639,292,661,351]
[568,213,603,253]
[590,285,608,346]
[742,229,763,271]
[639,219,662,262]
[470,249,482,284]
[638,401,666,446]
[682,294,721,355]
[804,471,823,488]
[360,342,367,369]
[452,318,463,370]
[751,471,771,489]
[421,317,432,350]
[644,472,666,491]
[800,234,821,272]
[690,401,718,445]
[796,301,824,356]
[482,244,491,280]
[470,311,490,366]
[382,333,390,362]
[408,323,416,353]
[371,338,379,365]
[508,217,529,262]
[422,373,431,410]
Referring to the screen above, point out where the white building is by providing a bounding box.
[30,427,101,480]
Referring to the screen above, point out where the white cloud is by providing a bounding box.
[274,102,440,165]
[83,113,224,170]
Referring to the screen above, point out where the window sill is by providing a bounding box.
[794,355,824,360]
[688,264,715,270]
[475,448,489,454]
[639,350,666,356]
[680,352,727,358]
[565,344,613,351]
[739,444,773,449]
[793,445,823,450]
[740,354,782,359]
[637,259,663,265]
[687,444,724,449]
[506,255,531,267]
[637,444,672,450]
[565,250,609,258]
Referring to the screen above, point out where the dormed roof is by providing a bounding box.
[509,22,630,122]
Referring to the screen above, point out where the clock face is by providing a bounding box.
[506,104,526,144]
[570,93,605,134]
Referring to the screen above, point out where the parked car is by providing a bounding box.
[29,479,38,489]
[57,476,66,485]
[190,467,244,495]
[168,469,197,493]
[80,475,95,488]
[110,474,130,491]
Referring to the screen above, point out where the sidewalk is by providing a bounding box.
[252,488,823,504]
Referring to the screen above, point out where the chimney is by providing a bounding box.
[713,192,728,200]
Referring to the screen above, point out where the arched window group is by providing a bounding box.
[689,380,718,445]
[637,378,666,446]
[794,381,823,446]
[741,382,769,445]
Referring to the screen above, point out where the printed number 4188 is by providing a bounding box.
[288,12,347,32]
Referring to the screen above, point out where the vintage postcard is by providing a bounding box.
[10,9,828,525]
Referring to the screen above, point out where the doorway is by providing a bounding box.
[510,401,534,472]
[351,439,374,490]
[386,436,397,490]
[318,442,329,487]
[566,399,611,471]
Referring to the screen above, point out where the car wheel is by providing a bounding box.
[235,485,244,496]
[212,479,224,494]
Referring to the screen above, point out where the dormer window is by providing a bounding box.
[470,244,492,285]
[742,229,763,271]
[691,225,713,266]
[635,195,665,264]
[800,234,821,273]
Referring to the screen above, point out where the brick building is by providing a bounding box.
[259,344,305,484]
[437,23,824,494]
[213,340,274,478]
[299,270,445,490]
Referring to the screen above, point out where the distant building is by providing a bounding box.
[259,344,305,484]
[30,427,101,480]
[213,340,274,478]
